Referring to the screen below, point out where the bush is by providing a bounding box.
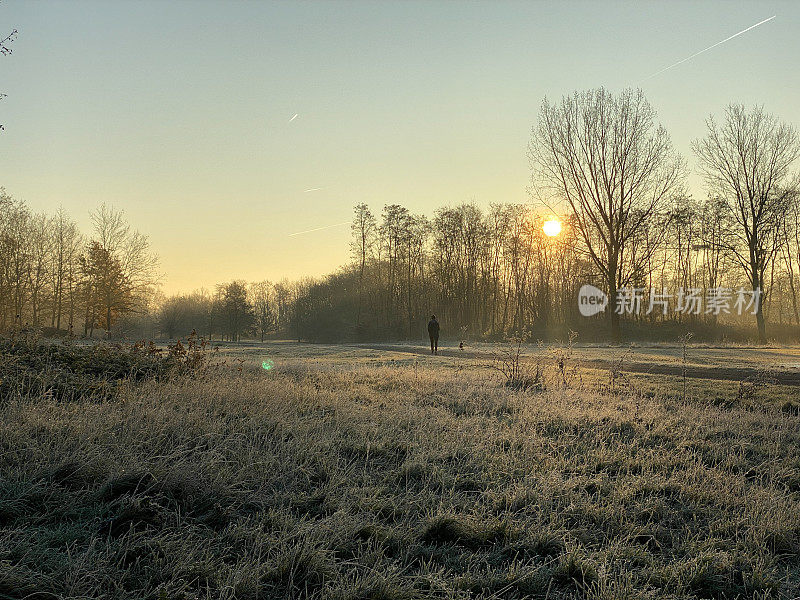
[491,333,547,391]
[0,334,216,402]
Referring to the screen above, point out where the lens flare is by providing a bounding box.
[262,359,275,371]
[543,219,562,237]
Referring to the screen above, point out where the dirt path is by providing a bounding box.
[351,343,800,387]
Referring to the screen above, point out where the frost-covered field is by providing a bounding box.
[2,342,799,598]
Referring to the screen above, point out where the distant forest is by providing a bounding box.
[2,89,799,343]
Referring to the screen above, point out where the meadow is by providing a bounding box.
[1,340,799,599]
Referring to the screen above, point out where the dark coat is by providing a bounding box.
[427,319,440,338]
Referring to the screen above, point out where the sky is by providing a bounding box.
[0,0,798,294]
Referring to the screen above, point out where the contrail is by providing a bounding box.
[288,113,298,122]
[288,221,349,237]
[303,187,323,193]
[640,15,776,82]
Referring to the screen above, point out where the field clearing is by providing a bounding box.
[208,340,800,369]
[345,341,800,371]
[1,342,800,598]
[212,340,800,389]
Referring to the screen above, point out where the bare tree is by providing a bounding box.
[529,88,685,340]
[0,192,31,328]
[693,104,800,343]
[379,204,413,332]
[350,203,376,332]
[272,279,295,333]
[87,206,159,336]
[49,208,83,330]
[780,195,800,325]
[26,213,52,327]
[249,280,276,342]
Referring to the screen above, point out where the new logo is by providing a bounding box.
[578,284,607,317]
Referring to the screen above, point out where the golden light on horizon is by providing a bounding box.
[542,218,562,237]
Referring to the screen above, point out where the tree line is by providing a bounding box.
[293,90,800,344]
[3,88,798,345]
[0,193,304,342]
[156,280,299,342]
[0,195,158,337]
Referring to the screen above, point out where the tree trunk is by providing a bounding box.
[755,276,767,344]
[751,244,767,344]
[607,250,621,342]
[84,296,90,337]
[756,303,767,344]
[607,282,621,342]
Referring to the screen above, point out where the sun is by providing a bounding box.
[542,218,562,237]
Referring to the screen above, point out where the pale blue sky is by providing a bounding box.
[0,1,797,292]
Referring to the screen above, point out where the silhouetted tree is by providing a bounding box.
[694,104,800,343]
[49,208,83,330]
[86,206,158,337]
[351,203,376,333]
[529,88,685,340]
[249,280,276,341]
[218,281,254,342]
[81,242,131,335]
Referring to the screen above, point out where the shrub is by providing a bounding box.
[0,333,216,402]
[491,333,547,391]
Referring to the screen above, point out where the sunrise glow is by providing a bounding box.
[543,219,563,237]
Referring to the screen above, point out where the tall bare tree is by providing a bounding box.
[693,104,800,343]
[26,213,52,327]
[49,208,83,330]
[529,88,685,339]
[781,195,800,325]
[0,193,31,328]
[351,203,376,332]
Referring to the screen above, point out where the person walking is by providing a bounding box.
[427,315,440,355]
